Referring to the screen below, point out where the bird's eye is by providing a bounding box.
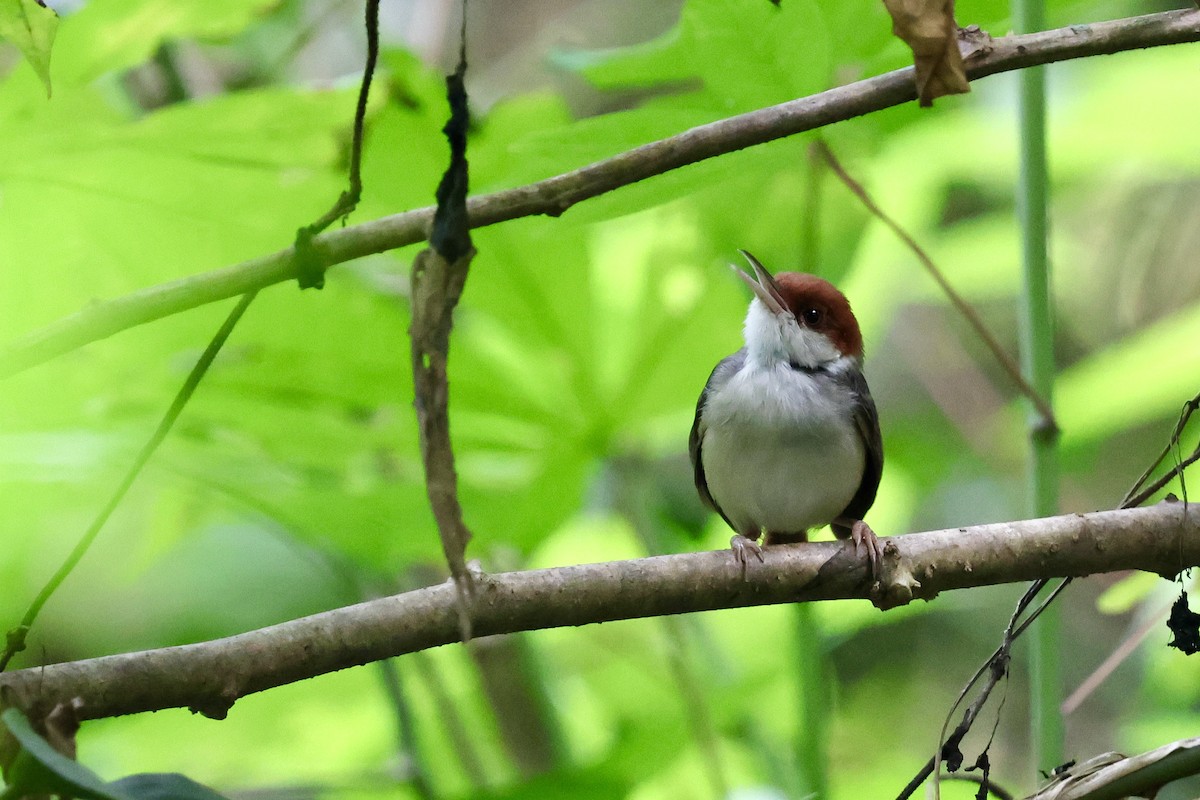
[801,308,823,326]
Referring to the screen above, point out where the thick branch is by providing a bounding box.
[1,9,1197,377]
[1,502,1195,722]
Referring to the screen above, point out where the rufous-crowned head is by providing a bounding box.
[732,249,863,367]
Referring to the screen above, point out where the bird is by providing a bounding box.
[689,250,884,576]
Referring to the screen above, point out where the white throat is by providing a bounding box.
[743,298,841,369]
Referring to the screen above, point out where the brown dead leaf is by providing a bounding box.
[957,24,994,60]
[882,0,970,106]
[1026,739,1200,799]
[43,699,83,760]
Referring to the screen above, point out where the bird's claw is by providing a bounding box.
[730,534,764,578]
[849,520,883,581]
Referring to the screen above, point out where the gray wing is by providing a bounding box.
[831,363,883,538]
[689,349,746,527]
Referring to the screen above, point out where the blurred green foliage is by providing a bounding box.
[1,0,1199,798]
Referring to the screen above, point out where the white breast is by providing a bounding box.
[701,360,864,536]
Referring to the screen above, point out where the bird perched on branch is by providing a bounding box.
[689,250,884,576]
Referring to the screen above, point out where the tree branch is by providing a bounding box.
[1,9,1197,378]
[409,17,477,640]
[1,502,1195,723]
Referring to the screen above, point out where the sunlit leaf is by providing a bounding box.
[0,87,351,341]
[0,0,58,96]
[1057,303,1200,447]
[1096,572,1162,615]
[575,0,828,105]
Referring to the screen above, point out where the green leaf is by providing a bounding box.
[1096,572,1161,615]
[1,708,128,800]
[0,709,231,800]
[1058,303,1200,447]
[0,85,351,343]
[552,26,691,90]
[51,0,279,86]
[564,0,830,113]
[109,773,231,800]
[0,0,58,96]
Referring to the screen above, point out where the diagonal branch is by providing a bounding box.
[0,502,1195,723]
[1123,390,1200,508]
[0,0,385,674]
[813,140,1059,434]
[1,9,1197,378]
[0,292,257,673]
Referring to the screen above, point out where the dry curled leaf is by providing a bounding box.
[42,699,83,760]
[1026,739,1200,799]
[1168,589,1200,654]
[957,24,994,60]
[882,0,970,106]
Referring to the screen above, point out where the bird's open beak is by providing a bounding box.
[730,250,788,316]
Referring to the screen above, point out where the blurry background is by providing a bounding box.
[1,0,1199,798]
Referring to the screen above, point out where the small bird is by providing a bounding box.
[689,250,884,575]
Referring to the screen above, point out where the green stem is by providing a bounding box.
[376,659,437,799]
[0,291,258,672]
[612,457,729,798]
[1014,0,1064,778]
[794,604,829,798]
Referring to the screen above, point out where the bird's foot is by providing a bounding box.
[730,534,764,578]
[841,518,883,581]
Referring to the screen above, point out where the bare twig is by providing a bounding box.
[899,578,1072,800]
[1122,391,1200,508]
[0,503,1195,723]
[410,2,476,639]
[292,0,379,289]
[900,389,1200,799]
[410,246,476,639]
[814,140,1058,434]
[2,9,1198,378]
[941,771,1015,800]
[1058,392,1200,712]
[1060,598,1173,716]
